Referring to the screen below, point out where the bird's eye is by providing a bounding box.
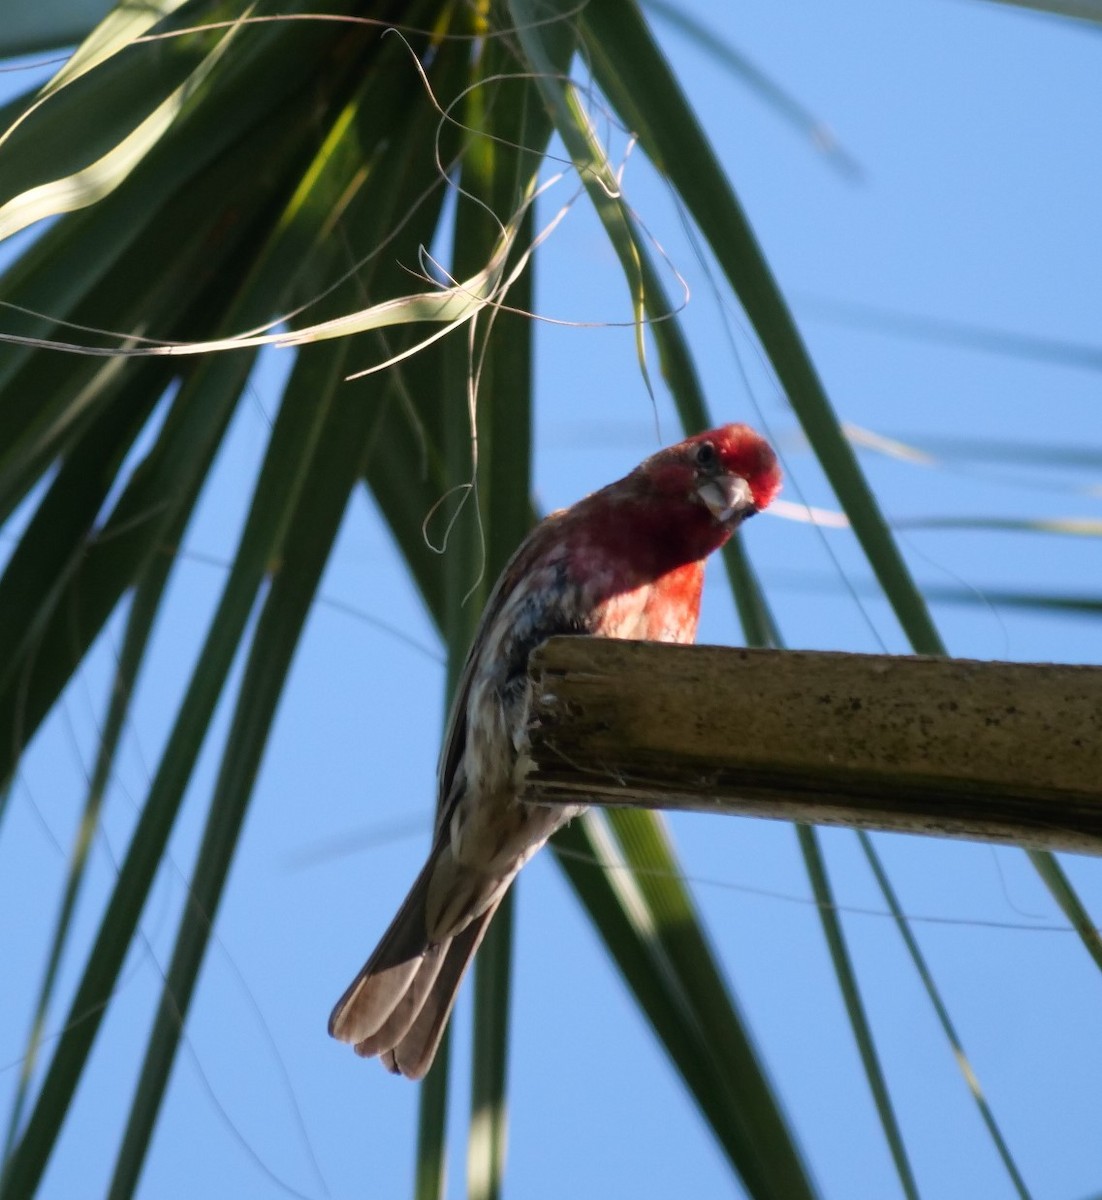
[694,442,717,469]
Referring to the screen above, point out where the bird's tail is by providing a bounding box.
[328,841,505,1080]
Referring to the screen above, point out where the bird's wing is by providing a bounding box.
[378,901,500,1079]
[433,510,567,829]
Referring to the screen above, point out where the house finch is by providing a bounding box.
[329,423,781,1078]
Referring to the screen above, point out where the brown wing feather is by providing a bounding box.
[351,942,448,1058]
[433,510,568,827]
[380,900,500,1080]
[328,835,445,1045]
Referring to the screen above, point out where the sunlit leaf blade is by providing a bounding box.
[36,0,190,98]
[0,0,378,284]
[0,7,207,184]
[839,423,1100,501]
[0,13,245,238]
[139,241,521,357]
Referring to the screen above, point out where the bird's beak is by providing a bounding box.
[697,474,756,525]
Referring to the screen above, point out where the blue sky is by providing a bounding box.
[2,1,1101,1198]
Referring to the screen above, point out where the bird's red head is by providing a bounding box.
[570,423,781,579]
[637,423,782,524]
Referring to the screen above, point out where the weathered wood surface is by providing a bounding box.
[523,637,1102,855]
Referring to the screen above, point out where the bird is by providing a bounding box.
[328,422,781,1078]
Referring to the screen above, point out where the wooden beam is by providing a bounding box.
[523,637,1102,855]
